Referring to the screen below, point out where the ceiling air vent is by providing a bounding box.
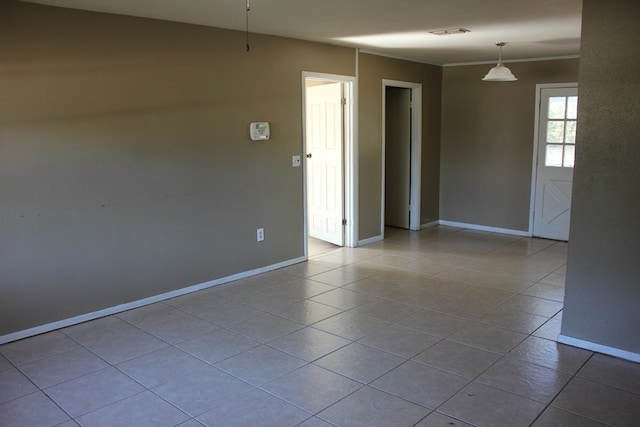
[429,28,470,36]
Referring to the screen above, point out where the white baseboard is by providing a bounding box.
[420,220,439,229]
[0,256,306,345]
[438,220,530,237]
[359,235,383,246]
[558,334,640,363]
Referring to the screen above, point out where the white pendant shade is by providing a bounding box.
[483,42,518,81]
[483,63,518,81]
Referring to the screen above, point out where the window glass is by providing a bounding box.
[546,145,563,167]
[548,97,566,119]
[567,96,578,119]
[564,145,575,167]
[565,121,577,144]
[547,121,565,143]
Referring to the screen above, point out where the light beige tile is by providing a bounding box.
[268,327,350,362]
[76,390,189,427]
[508,336,592,374]
[196,388,310,427]
[61,316,134,345]
[296,416,336,427]
[533,318,562,341]
[314,342,404,384]
[308,268,369,287]
[117,346,210,388]
[476,357,571,403]
[372,361,469,409]
[269,300,342,325]
[1,330,80,366]
[552,377,640,426]
[262,364,362,413]
[312,311,390,340]
[133,311,219,344]
[45,366,144,417]
[0,354,11,372]
[267,279,336,300]
[413,339,501,379]
[349,299,419,323]
[396,309,469,338]
[439,382,545,427]
[19,346,109,388]
[310,288,381,310]
[415,412,472,426]
[317,386,429,427]
[522,283,565,302]
[537,272,567,287]
[358,324,440,358]
[227,313,303,343]
[498,294,563,317]
[177,328,259,364]
[0,368,38,404]
[577,353,640,394]
[214,345,306,386]
[449,323,527,354]
[532,406,609,427]
[79,327,169,365]
[188,300,266,326]
[153,366,253,417]
[0,391,70,427]
[479,307,548,334]
[280,261,335,278]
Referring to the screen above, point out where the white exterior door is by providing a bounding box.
[533,86,578,241]
[306,82,344,246]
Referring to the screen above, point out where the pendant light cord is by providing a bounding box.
[246,0,251,52]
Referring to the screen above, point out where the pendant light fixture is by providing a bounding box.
[482,42,517,81]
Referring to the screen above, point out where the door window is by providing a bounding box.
[544,96,578,168]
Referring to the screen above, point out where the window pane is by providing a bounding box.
[548,97,566,119]
[547,121,565,143]
[564,145,575,167]
[567,96,578,119]
[546,145,563,167]
[565,121,577,143]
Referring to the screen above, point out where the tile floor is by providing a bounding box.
[2,226,640,426]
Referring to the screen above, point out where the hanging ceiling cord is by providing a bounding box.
[245,0,251,52]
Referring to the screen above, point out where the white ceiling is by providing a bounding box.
[22,0,583,65]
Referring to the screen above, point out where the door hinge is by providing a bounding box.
[342,219,347,225]
[341,98,347,105]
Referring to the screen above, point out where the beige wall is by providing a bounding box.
[358,53,442,239]
[561,0,640,357]
[0,1,355,336]
[440,59,579,231]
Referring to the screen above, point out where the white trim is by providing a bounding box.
[529,83,579,236]
[438,220,530,237]
[381,80,423,236]
[359,234,383,246]
[558,335,640,364]
[302,72,358,249]
[0,256,306,345]
[420,220,439,229]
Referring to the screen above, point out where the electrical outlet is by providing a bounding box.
[256,227,264,242]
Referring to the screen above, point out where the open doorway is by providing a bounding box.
[382,80,422,236]
[302,72,357,256]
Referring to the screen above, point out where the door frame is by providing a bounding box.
[528,82,578,236]
[381,79,422,236]
[302,71,358,254]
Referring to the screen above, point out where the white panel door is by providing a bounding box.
[306,82,344,246]
[533,87,578,241]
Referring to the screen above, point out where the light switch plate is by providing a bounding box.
[292,155,301,167]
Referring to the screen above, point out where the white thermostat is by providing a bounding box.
[249,122,270,141]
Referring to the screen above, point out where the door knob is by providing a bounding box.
[306,153,312,158]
